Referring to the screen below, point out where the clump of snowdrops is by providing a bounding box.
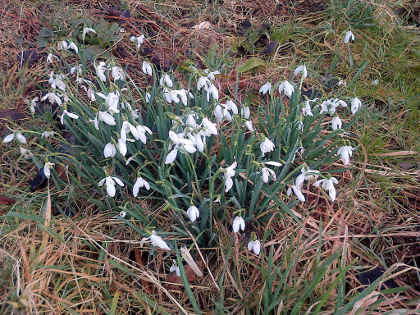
[4,28,362,254]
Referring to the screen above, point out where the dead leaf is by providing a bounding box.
[348,291,380,315]
[193,21,212,30]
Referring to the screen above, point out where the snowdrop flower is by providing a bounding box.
[223,161,237,192]
[96,62,107,82]
[58,40,68,50]
[247,239,261,255]
[98,176,124,197]
[142,61,153,76]
[241,106,250,119]
[159,74,173,88]
[20,147,33,159]
[98,111,116,126]
[149,230,171,250]
[259,81,272,95]
[351,98,362,114]
[197,76,211,91]
[134,125,152,144]
[111,66,125,81]
[331,116,342,130]
[287,185,305,202]
[60,110,79,125]
[70,64,82,75]
[260,137,275,156]
[133,176,150,197]
[29,97,39,113]
[165,148,178,164]
[278,81,294,98]
[314,177,339,202]
[104,143,117,158]
[43,162,55,179]
[130,35,145,49]
[41,92,62,105]
[206,69,220,80]
[294,65,307,80]
[67,41,78,53]
[3,132,26,144]
[41,131,54,138]
[170,262,181,276]
[118,137,127,156]
[201,117,218,136]
[47,53,58,63]
[344,30,355,44]
[337,146,353,165]
[319,98,347,115]
[97,91,120,114]
[265,161,282,167]
[207,83,219,101]
[187,205,200,222]
[48,72,66,91]
[87,87,96,101]
[232,216,245,233]
[244,120,254,131]
[225,100,238,115]
[261,167,276,183]
[302,100,313,116]
[82,27,96,41]
[145,92,151,103]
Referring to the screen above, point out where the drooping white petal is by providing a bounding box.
[3,133,14,143]
[187,205,200,222]
[165,148,178,164]
[104,143,116,158]
[232,216,245,233]
[98,111,116,126]
[344,30,355,44]
[294,65,308,80]
[331,116,342,130]
[105,176,116,197]
[112,177,124,187]
[43,162,55,179]
[351,98,362,114]
[111,66,125,81]
[82,27,96,41]
[142,61,153,76]
[278,81,294,98]
[150,230,171,250]
[259,82,272,95]
[118,138,127,156]
[260,137,275,156]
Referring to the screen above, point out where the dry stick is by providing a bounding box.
[72,224,189,314]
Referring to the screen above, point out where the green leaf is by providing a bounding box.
[238,57,266,73]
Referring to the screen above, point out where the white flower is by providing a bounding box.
[259,82,272,95]
[30,97,39,113]
[130,35,145,49]
[314,177,339,202]
[207,83,219,101]
[241,106,250,119]
[150,230,171,250]
[344,30,355,44]
[67,41,78,53]
[118,137,127,156]
[20,147,33,159]
[331,116,342,130]
[104,143,117,158]
[187,205,200,222]
[98,111,116,126]
[70,64,82,75]
[41,92,62,105]
[97,92,120,113]
[142,61,153,76]
[197,76,211,90]
[294,65,307,80]
[206,70,220,80]
[232,216,245,233]
[135,125,152,144]
[43,162,55,179]
[170,262,181,276]
[247,240,261,255]
[47,53,58,63]
[302,100,313,116]
[226,100,238,115]
[60,110,79,125]
[224,161,237,192]
[48,72,66,91]
[265,161,282,167]
[98,176,124,197]
[287,185,305,202]
[260,137,275,156]
[337,146,353,165]
[133,176,150,197]
[3,132,26,144]
[145,92,151,103]
[261,167,276,183]
[111,66,125,81]
[201,118,218,136]
[41,131,55,138]
[159,74,173,88]
[278,81,294,98]
[165,148,178,164]
[82,27,96,41]
[351,98,362,114]
[244,120,254,131]
[96,62,107,82]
